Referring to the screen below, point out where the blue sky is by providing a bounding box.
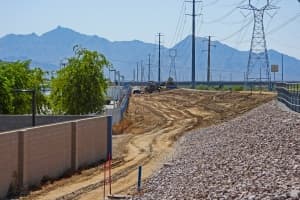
[0,0,299,58]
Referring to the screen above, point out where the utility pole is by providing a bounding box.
[186,0,201,89]
[203,36,215,83]
[281,53,284,82]
[157,33,163,84]
[141,60,144,83]
[148,54,151,81]
[207,36,211,83]
[136,62,139,82]
[192,0,196,88]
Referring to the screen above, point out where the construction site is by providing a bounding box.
[17,89,278,200]
[0,0,299,199]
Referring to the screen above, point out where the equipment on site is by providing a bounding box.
[165,77,177,90]
[144,81,161,93]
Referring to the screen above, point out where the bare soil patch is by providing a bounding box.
[21,89,275,200]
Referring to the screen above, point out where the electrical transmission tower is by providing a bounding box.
[169,49,177,82]
[239,0,278,88]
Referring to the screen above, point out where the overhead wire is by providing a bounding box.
[203,0,247,24]
[170,0,186,47]
[203,0,220,7]
[266,12,300,35]
[218,17,253,42]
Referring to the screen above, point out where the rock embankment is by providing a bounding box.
[135,101,300,200]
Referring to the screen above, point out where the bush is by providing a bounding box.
[232,85,244,91]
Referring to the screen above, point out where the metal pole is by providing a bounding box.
[141,60,144,83]
[192,0,196,89]
[207,36,211,83]
[137,166,142,192]
[148,54,151,82]
[109,153,112,195]
[158,33,161,84]
[281,54,284,82]
[133,68,135,82]
[103,161,106,199]
[136,63,139,82]
[32,90,36,126]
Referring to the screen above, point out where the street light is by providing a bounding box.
[60,58,68,69]
[120,75,125,86]
[109,69,116,84]
[13,89,36,126]
[116,71,121,86]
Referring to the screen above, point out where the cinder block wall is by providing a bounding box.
[76,118,108,169]
[0,131,19,199]
[0,116,112,199]
[22,123,72,188]
[0,115,95,132]
[104,108,122,125]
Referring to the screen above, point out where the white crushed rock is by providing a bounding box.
[134,101,300,200]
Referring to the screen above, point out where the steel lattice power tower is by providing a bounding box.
[169,49,177,82]
[240,0,278,87]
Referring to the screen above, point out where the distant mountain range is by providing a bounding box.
[0,26,299,81]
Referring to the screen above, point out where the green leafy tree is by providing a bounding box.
[50,47,109,114]
[0,61,47,114]
[0,75,13,113]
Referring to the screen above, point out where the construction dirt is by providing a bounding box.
[21,89,275,200]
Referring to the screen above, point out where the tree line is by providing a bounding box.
[0,47,109,115]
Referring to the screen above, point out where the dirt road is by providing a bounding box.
[22,89,275,200]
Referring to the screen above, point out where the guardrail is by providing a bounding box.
[276,82,300,113]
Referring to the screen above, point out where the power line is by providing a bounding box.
[203,0,220,7]
[266,12,300,35]
[218,18,253,42]
[170,1,187,47]
[203,0,247,24]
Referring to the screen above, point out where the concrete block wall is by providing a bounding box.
[22,123,72,188]
[104,108,122,125]
[75,118,108,169]
[0,115,95,132]
[0,131,19,199]
[0,116,112,199]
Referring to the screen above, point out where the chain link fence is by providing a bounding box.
[276,82,300,113]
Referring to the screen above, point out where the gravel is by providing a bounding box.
[134,101,300,200]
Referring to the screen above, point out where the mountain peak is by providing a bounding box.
[42,26,79,37]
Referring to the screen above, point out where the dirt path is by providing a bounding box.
[22,89,275,200]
